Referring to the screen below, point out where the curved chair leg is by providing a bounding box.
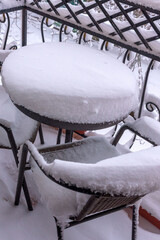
[132,205,138,240]
[55,218,64,240]
[14,143,33,211]
[0,125,33,210]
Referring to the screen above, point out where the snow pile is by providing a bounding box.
[2,42,138,124]
[0,0,24,9]
[26,136,160,220]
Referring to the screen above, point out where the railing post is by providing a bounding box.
[21,8,27,46]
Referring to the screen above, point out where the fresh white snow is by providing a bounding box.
[0,2,160,238]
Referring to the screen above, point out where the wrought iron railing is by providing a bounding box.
[25,0,160,61]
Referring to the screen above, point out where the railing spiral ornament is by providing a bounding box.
[146,102,160,121]
[59,24,73,42]
[41,16,45,42]
[100,40,109,51]
[0,13,10,50]
[41,17,57,42]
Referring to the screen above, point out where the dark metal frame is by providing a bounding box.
[0,123,33,210]
[15,103,127,132]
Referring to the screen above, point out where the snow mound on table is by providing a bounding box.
[2,42,138,124]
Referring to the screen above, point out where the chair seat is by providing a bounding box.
[30,136,120,220]
[0,86,37,148]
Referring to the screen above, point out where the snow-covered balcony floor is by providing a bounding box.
[0,125,159,240]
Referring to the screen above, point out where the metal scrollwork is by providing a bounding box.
[100,40,110,51]
[146,102,160,121]
[0,13,10,50]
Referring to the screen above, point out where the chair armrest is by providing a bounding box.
[112,116,160,146]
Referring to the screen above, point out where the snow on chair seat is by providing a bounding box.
[15,136,160,240]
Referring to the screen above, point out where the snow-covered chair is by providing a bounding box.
[0,85,38,210]
[0,47,39,210]
[15,130,160,240]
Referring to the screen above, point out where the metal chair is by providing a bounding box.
[0,85,38,210]
[0,46,39,210]
[15,122,160,240]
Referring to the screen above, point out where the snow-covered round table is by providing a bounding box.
[2,42,138,132]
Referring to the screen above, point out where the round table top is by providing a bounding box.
[2,42,138,130]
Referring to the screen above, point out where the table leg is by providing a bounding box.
[22,8,27,46]
[57,128,62,144]
[65,130,73,143]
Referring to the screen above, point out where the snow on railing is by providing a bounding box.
[24,0,160,61]
[1,1,160,60]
